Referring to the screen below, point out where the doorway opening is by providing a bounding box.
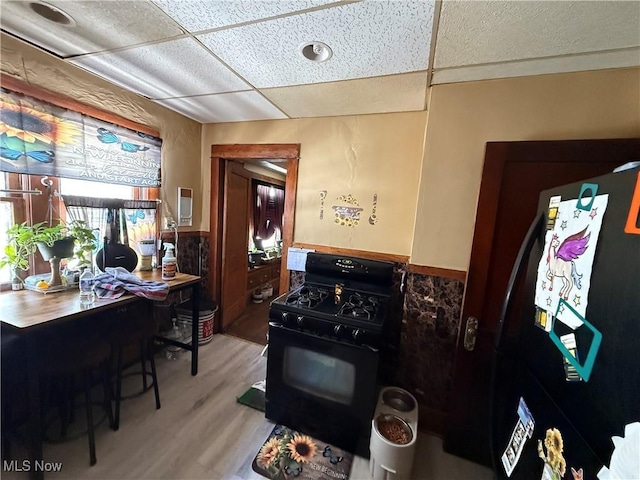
[208,144,300,343]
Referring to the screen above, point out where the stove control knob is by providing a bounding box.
[334,324,343,336]
[352,328,363,341]
[297,316,305,328]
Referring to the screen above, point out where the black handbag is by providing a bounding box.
[96,239,138,272]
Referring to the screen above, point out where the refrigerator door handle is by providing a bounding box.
[493,212,545,350]
[489,211,544,476]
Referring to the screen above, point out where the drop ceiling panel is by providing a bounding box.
[152,0,342,33]
[197,0,434,88]
[433,49,640,85]
[70,38,251,99]
[0,1,183,58]
[435,1,640,69]
[262,72,428,118]
[154,91,289,123]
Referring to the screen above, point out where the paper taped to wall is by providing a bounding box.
[287,247,315,272]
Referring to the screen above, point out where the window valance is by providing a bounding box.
[0,88,161,187]
[62,195,158,210]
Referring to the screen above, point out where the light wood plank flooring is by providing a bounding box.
[224,301,270,346]
[2,335,492,479]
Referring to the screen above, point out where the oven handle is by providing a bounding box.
[268,322,379,352]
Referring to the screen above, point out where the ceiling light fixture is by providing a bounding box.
[261,161,287,175]
[300,41,333,63]
[28,1,76,26]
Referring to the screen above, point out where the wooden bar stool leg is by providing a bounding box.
[83,370,96,466]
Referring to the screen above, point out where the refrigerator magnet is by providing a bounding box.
[549,299,602,382]
[538,428,567,480]
[560,333,583,382]
[534,307,553,332]
[624,172,640,234]
[501,397,535,477]
[576,183,599,211]
[547,195,562,230]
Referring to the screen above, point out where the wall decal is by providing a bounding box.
[319,190,327,220]
[369,193,378,225]
[332,194,362,227]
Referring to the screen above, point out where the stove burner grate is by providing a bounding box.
[285,286,329,309]
[337,291,381,321]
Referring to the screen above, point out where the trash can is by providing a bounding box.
[175,298,218,345]
[369,387,419,480]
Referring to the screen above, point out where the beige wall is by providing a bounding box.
[0,34,203,230]
[411,67,640,271]
[202,112,428,256]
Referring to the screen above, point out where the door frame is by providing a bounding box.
[209,144,300,330]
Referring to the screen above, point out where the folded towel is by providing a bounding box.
[92,267,169,301]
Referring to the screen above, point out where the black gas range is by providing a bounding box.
[265,253,396,458]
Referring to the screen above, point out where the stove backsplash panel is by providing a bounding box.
[395,272,464,412]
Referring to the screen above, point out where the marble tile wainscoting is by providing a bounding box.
[394,271,465,433]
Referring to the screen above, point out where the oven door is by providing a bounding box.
[265,322,379,456]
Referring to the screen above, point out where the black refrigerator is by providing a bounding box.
[490,166,640,480]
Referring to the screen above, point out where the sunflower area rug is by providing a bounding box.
[252,425,353,480]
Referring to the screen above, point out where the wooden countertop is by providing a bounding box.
[0,270,200,331]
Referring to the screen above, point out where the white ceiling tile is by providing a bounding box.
[0,1,183,58]
[435,1,640,68]
[152,0,341,32]
[432,48,640,85]
[154,91,289,123]
[261,72,428,118]
[197,0,435,88]
[70,38,251,99]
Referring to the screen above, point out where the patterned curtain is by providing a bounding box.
[62,195,157,262]
[253,184,285,244]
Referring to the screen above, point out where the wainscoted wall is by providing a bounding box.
[166,233,211,295]
[394,272,465,418]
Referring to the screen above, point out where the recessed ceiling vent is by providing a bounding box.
[29,2,76,26]
[300,41,333,63]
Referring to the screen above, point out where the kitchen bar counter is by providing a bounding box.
[0,269,201,480]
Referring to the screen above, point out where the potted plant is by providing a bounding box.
[0,222,37,290]
[0,220,97,289]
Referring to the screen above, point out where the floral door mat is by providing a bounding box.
[252,425,353,480]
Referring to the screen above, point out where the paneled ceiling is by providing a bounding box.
[1,1,638,124]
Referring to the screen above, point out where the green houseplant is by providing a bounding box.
[0,220,97,289]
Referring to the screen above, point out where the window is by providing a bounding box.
[1,81,162,287]
[60,178,134,200]
[0,173,27,283]
[0,172,159,288]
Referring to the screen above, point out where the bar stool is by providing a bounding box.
[1,330,27,461]
[37,337,113,466]
[109,306,161,431]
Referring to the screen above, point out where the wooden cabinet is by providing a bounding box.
[246,260,281,303]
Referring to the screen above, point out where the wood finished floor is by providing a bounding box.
[2,335,493,480]
[224,300,270,346]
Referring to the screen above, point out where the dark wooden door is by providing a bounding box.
[221,161,251,330]
[443,139,640,466]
